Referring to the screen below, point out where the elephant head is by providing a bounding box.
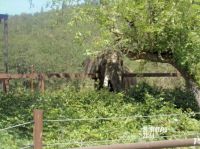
[83,50,136,91]
[102,51,123,91]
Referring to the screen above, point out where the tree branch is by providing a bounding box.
[122,49,173,63]
[121,49,200,107]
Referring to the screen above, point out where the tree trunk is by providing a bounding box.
[188,80,200,107]
[171,62,200,108]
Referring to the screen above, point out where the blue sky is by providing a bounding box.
[0,0,49,15]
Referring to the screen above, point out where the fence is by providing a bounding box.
[0,72,179,93]
[1,109,200,149]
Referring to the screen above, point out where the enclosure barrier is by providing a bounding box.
[1,110,200,149]
[0,72,179,93]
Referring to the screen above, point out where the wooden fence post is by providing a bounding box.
[3,17,8,73]
[39,74,45,93]
[33,110,43,149]
[3,79,9,93]
[30,65,35,93]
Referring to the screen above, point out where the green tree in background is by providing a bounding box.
[64,0,200,107]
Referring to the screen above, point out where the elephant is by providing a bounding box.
[82,50,137,91]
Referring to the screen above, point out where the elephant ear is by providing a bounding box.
[82,58,96,74]
[95,54,107,73]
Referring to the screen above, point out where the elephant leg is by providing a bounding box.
[94,77,104,90]
[108,80,114,92]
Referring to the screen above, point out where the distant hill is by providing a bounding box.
[0,8,98,73]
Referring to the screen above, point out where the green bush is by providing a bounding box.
[0,132,30,149]
[127,83,200,112]
[0,85,200,148]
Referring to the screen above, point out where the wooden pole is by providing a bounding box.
[33,110,43,149]
[2,79,9,93]
[30,65,34,92]
[39,74,45,93]
[3,18,8,73]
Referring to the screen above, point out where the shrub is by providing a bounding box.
[0,85,200,148]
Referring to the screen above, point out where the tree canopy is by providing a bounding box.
[64,0,200,105]
[72,0,200,82]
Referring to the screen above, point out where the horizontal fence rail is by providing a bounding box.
[72,138,200,149]
[0,73,38,79]
[123,72,178,77]
[0,73,94,80]
[0,72,179,80]
[0,72,180,93]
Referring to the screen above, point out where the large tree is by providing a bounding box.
[54,0,200,106]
